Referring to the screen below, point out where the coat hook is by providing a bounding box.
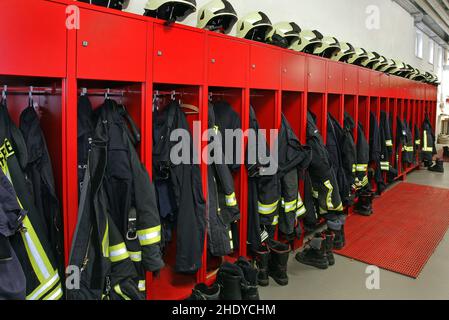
[2,85,6,99]
[81,88,87,96]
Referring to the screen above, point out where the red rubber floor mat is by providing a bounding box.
[336,182,449,278]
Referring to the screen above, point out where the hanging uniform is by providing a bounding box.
[379,111,393,172]
[355,122,370,191]
[207,104,240,257]
[342,113,357,191]
[0,98,62,300]
[397,118,414,165]
[277,114,312,240]
[421,114,436,163]
[153,101,206,274]
[247,106,281,252]
[369,112,384,190]
[19,106,64,277]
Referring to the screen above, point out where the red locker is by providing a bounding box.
[281,52,306,91]
[370,71,381,96]
[307,56,327,93]
[77,9,147,81]
[249,44,281,89]
[327,61,343,94]
[380,73,390,97]
[343,65,358,95]
[358,69,370,96]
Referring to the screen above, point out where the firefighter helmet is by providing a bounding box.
[347,47,369,65]
[372,56,389,71]
[144,0,196,23]
[378,59,396,73]
[266,22,301,48]
[313,36,340,58]
[292,29,323,53]
[197,0,237,34]
[330,42,355,62]
[236,12,273,42]
[360,51,381,68]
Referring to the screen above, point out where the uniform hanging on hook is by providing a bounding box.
[2,85,7,100]
[28,86,34,107]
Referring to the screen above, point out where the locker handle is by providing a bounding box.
[252,64,256,69]
[82,41,89,47]
[157,50,163,57]
[211,58,216,64]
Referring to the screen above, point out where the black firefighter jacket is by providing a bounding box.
[153,101,206,274]
[355,122,370,191]
[369,112,384,189]
[342,113,357,189]
[19,106,64,276]
[0,98,62,300]
[396,118,414,165]
[207,104,240,257]
[306,112,343,215]
[421,114,437,162]
[379,111,393,171]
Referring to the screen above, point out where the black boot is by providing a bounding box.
[254,246,270,287]
[295,233,328,270]
[429,159,444,173]
[216,262,244,300]
[354,193,373,216]
[235,257,259,300]
[187,283,220,300]
[324,230,335,266]
[444,147,449,158]
[333,227,345,250]
[267,239,290,286]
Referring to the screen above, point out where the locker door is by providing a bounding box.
[250,45,281,89]
[0,1,67,77]
[343,65,358,95]
[281,52,306,91]
[380,73,390,97]
[154,24,205,84]
[327,61,343,94]
[359,69,370,96]
[370,72,381,96]
[208,35,248,87]
[307,56,327,93]
[77,9,147,81]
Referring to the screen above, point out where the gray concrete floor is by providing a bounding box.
[260,163,449,300]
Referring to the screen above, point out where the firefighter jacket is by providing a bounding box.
[421,114,437,162]
[327,114,351,205]
[306,112,343,215]
[153,101,206,274]
[369,112,384,188]
[379,111,393,171]
[0,170,27,300]
[247,106,281,252]
[355,122,370,190]
[207,104,240,257]
[414,123,421,151]
[396,118,414,165]
[342,113,357,188]
[277,114,312,239]
[0,98,62,300]
[213,101,242,173]
[19,106,64,276]
[77,95,95,194]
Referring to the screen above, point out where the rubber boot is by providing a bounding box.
[324,230,335,266]
[254,246,270,287]
[216,262,244,300]
[187,283,220,300]
[333,227,345,250]
[354,193,373,216]
[267,239,290,286]
[429,159,444,173]
[235,257,260,300]
[295,233,329,270]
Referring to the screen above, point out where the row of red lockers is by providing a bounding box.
[0,0,438,300]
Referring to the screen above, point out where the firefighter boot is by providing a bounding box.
[429,159,445,173]
[332,227,345,250]
[187,283,221,300]
[324,230,335,266]
[217,262,245,300]
[254,246,270,287]
[235,257,260,300]
[295,233,329,270]
[267,239,291,286]
[354,193,373,216]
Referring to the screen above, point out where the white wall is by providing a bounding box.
[123,0,438,72]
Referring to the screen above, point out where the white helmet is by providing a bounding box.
[236,12,273,42]
[266,22,301,48]
[197,0,237,34]
[144,0,196,23]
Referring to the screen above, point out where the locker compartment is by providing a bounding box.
[328,94,344,125]
[208,36,249,88]
[389,99,398,166]
[358,96,370,140]
[308,93,326,141]
[77,9,147,81]
[370,72,381,97]
[380,74,390,97]
[307,57,327,93]
[370,97,380,120]
[327,62,343,94]
[154,25,205,85]
[0,1,67,77]
[205,87,247,280]
[282,92,305,143]
[358,69,370,96]
[343,65,358,95]
[344,95,358,142]
[250,45,281,89]
[149,84,204,300]
[282,52,306,92]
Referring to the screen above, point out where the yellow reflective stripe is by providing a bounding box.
[138,280,146,292]
[415,140,421,145]
[334,203,344,212]
[114,284,131,300]
[356,164,368,172]
[102,220,109,258]
[137,225,162,246]
[258,200,279,215]
[296,205,307,218]
[27,273,60,300]
[385,140,393,147]
[422,131,433,152]
[272,215,279,226]
[109,243,129,263]
[282,198,297,213]
[312,190,319,198]
[43,283,63,300]
[225,192,237,207]
[129,251,142,262]
[324,180,335,209]
[229,230,234,250]
[403,146,413,152]
[352,164,357,173]
[380,162,390,171]
[361,175,369,187]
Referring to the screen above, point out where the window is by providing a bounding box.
[437,46,443,68]
[415,30,423,59]
[429,40,434,64]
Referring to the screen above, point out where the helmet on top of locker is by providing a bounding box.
[292,29,324,53]
[372,56,389,71]
[389,60,408,76]
[266,22,301,49]
[360,51,381,68]
[236,12,273,43]
[347,47,369,65]
[330,42,355,62]
[144,0,196,23]
[197,0,238,34]
[313,36,341,58]
[78,0,124,10]
[378,58,396,73]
